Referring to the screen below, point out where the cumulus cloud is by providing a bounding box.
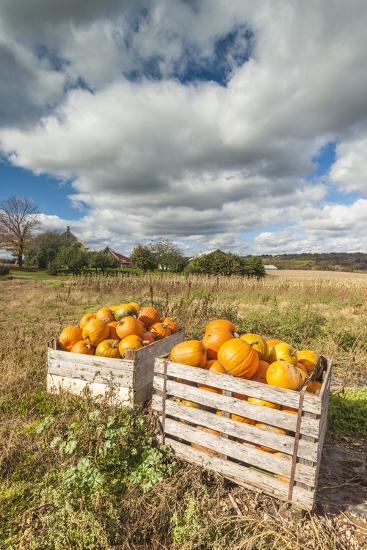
[1,0,367,253]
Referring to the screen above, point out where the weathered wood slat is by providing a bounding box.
[153,377,320,437]
[154,358,322,414]
[167,439,315,510]
[164,418,316,487]
[48,358,134,385]
[48,348,132,369]
[152,395,318,461]
[320,357,332,399]
[47,373,132,403]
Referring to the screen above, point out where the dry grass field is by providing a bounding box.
[1,272,366,549]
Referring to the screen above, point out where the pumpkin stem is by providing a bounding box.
[233,332,239,338]
[250,340,259,346]
[111,340,118,348]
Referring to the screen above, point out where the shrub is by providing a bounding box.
[0,264,10,276]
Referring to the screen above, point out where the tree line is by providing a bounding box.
[0,196,265,278]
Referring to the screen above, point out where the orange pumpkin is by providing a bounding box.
[296,350,319,373]
[118,335,144,357]
[79,313,96,329]
[198,383,222,394]
[240,333,269,361]
[70,340,94,355]
[205,319,236,334]
[150,322,172,340]
[108,321,119,340]
[217,338,259,379]
[251,360,269,383]
[82,318,110,346]
[296,363,309,385]
[178,399,201,409]
[162,317,180,333]
[116,316,145,339]
[266,338,282,348]
[202,328,233,360]
[191,426,220,456]
[255,423,288,452]
[208,361,226,374]
[138,307,161,327]
[272,343,297,365]
[142,332,155,345]
[170,340,206,368]
[248,396,279,409]
[266,361,302,390]
[95,339,120,358]
[307,380,322,394]
[230,413,256,425]
[96,307,114,323]
[281,406,298,415]
[114,303,138,321]
[59,326,83,351]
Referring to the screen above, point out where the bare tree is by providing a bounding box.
[0,197,40,267]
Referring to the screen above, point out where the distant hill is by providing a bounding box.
[259,253,367,272]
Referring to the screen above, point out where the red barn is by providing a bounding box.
[103,247,132,267]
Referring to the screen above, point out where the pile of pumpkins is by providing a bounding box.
[169,319,322,477]
[58,302,179,358]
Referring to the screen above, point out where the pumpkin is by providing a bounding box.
[150,322,172,340]
[217,338,259,379]
[248,396,279,409]
[266,339,283,362]
[198,383,222,394]
[142,332,155,345]
[59,326,83,351]
[109,305,118,311]
[108,321,119,340]
[206,359,217,369]
[170,340,206,368]
[138,306,161,327]
[251,360,269,383]
[296,350,319,373]
[272,343,297,365]
[162,316,180,333]
[307,380,322,394]
[296,364,309,385]
[281,406,297,415]
[82,318,110,346]
[266,338,282,348]
[96,307,114,323]
[230,413,256,425]
[191,426,220,456]
[116,316,145,339]
[266,361,302,390]
[177,399,201,409]
[273,451,291,482]
[128,301,140,312]
[95,339,120,358]
[114,303,138,321]
[79,313,96,329]
[202,328,233,360]
[70,340,94,355]
[255,423,288,452]
[208,361,226,374]
[118,335,144,357]
[240,333,269,361]
[205,319,236,334]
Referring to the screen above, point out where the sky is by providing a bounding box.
[1,0,367,256]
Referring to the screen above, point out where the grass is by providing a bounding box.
[0,272,366,548]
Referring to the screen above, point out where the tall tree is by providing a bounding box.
[130,245,158,272]
[0,197,40,267]
[150,239,188,272]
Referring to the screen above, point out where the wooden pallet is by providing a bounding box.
[47,330,184,406]
[152,355,332,510]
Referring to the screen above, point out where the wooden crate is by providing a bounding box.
[152,355,332,511]
[47,331,184,406]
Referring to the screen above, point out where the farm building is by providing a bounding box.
[264,264,278,270]
[103,247,132,267]
[60,226,88,249]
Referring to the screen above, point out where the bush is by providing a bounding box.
[47,260,60,276]
[0,264,10,276]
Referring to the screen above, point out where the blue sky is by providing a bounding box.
[1,0,367,255]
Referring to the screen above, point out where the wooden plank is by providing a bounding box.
[154,358,322,415]
[47,373,132,404]
[164,418,316,487]
[153,378,320,438]
[133,331,184,388]
[320,357,332,399]
[152,396,318,461]
[48,348,133,370]
[48,358,133,385]
[167,439,315,510]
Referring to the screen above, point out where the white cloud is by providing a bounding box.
[1,1,367,253]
